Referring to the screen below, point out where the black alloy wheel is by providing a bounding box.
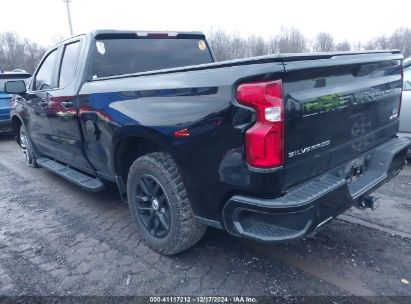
[135,174,171,238]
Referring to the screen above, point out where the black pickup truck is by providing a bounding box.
[5,30,410,255]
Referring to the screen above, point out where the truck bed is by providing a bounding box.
[90,50,402,81]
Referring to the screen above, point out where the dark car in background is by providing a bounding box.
[0,70,31,133]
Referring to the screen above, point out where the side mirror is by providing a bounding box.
[4,80,27,94]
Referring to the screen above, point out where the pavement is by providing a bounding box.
[0,134,410,300]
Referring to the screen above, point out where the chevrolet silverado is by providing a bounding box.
[5,30,410,254]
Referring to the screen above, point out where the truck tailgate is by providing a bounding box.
[281,53,403,188]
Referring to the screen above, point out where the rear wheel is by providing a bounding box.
[19,125,38,167]
[127,152,206,255]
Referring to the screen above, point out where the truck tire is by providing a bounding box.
[127,152,206,255]
[19,125,38,168]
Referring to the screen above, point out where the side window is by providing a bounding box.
[59,41,81,88]
[34,49,58,91]
[404,66,411,91]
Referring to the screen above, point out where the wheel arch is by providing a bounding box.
[112,131,178,183]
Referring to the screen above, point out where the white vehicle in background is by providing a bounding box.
[399,57,411,160]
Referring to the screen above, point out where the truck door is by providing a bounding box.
[47,40,95,174]
[25,48,60,157]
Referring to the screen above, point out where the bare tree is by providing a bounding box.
[207,29,233,61]
[246,35,266,57]
[3,26,410,72]
[228,35,248,59]
[266,36,279,54]
[23,38,48,73]
[0,35,6,70]
[352,41,363,51]
[365,35,390,50]
[335,40,351,51]
[275,27,306,53]
[207,30,269,61]
[3,32,25,70]
[364,29,411,56]
[314,32,335,52]
[375,36,391,49]
[0,32,47,73]
[207,27,411,61]
[390,28,411,57]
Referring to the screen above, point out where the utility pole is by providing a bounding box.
[63,0,73,36]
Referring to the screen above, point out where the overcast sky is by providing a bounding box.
[1,0,410,46]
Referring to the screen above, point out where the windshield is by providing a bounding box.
[91,38,214,79]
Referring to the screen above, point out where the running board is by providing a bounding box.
[37,157,105,192]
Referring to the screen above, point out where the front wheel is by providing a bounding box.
[127,152,206,255]
[19,125,38,167]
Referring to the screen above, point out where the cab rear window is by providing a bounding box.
[91,38,213,79]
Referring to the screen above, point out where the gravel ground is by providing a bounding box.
[0,135,410,300]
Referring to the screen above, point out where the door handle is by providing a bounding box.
[61,101,73,108]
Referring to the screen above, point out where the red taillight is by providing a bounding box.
[236,80,284,168]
